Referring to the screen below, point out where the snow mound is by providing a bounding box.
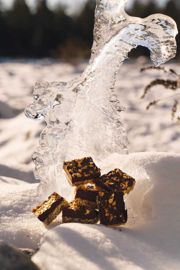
[33,223,160,270]
[32,152,180,270]
[0,181,47,249]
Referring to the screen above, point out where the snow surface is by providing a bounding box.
[33,152,180,270]
[0,60,180,269]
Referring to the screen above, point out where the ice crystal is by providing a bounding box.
[25,0,178,198]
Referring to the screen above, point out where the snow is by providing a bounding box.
[0,3,179,270]
[0,60,180,268]
[0,60,85,248]
[32,152,180,270]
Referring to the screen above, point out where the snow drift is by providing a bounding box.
[32,152,180,270]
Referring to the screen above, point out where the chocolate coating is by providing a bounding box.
[62,198,99,224]
[97,191,127,226]
[32,192,68,225]
[75,182,101,204]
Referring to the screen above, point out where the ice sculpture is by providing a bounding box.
[25,0,178,198]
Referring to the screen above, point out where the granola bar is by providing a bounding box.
[32,192,68,225]
[63,157,101,186]
[62,198,99,224]
[99,169,135,194]
[97,191,127,226]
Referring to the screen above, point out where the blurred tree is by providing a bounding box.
[143,1,157,17]
[51,5,74,57]
[129,0,157,18]
[74,0,95,49]
[5,0,33,56]
[32,0,73,57]
[163,0,179,19]
[129,0,146,17]
[32,0,55,56]
[57,0,96,60]
[0,0,179,60]
[0,1,8,55]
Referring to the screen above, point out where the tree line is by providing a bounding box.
[0,0,95,59]
[0,0,179,60]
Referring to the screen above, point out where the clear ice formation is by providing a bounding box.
[25,0,178,198]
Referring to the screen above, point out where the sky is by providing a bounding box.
[1,0,169,13]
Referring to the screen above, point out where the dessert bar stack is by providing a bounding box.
[32,157,135,226]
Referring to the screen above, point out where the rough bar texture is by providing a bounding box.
[63,157,101,186]
[99,169,135,194]
[75,182,102,205]
[62,198,99,224]
[97,191,127,226]
[32,192,68,225]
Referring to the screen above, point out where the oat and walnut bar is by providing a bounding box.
[32,192,68,225]
[75,182,103,204]
[62,198,99,224]
[63,157,101,185]
[97,191,127,226]
[99,169,135,194]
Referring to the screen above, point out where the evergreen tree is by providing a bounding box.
[52,5,74,54]
[0,1,7,55]
[32,0,72,57]
[5,0,33,56]
[129,0,147,17]
[163,0,179,19]
[75,0,95,48]
[143,1,157,17]
[32,0,55,56]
